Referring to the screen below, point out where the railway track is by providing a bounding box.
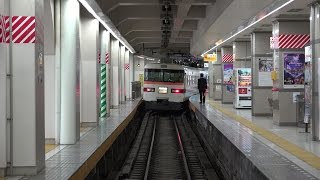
[118,111,219,180]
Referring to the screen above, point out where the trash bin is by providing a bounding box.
[131,81,142,100]
[295,94,305,127]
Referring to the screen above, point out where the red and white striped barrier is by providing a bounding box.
[10,16,35,43]
[222,54,233,63]
[271,34,310,49]
[0,14,6,43]
[0,16,36,44]
[106,53,110,64]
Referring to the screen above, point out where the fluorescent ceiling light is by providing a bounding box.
[78,0,135,53]
[201,0,295,56]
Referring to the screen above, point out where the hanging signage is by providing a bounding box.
[204,53,217,62]
[270,36,279,49]
[305,46,311,63]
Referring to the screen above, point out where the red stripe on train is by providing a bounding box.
[144,81,184,85]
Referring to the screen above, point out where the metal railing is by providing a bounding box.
[131,81,142,100]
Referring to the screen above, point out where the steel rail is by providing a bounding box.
[173,115,192,180]
[143,114,157,180]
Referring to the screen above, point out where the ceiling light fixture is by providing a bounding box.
[78,0,135,53]
[201,0,295,56]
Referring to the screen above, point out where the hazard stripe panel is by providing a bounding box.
[0,15,36,44]
[278,34,310,49]
[0,14,6,43]
[106,53,110,64]
[222,54,233,63]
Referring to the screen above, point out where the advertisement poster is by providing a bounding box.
[259,58,273,72]
[237,69,251,87]
[283,53,305,88]
[226,85,235,92]
[223,64,233,84]
[258,58,273,86]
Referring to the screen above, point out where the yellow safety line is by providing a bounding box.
[45,144,58,154]
[207,100,320,170]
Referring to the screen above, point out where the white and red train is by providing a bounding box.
[143,63,186,110]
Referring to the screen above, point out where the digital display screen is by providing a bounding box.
[158,87,168,94]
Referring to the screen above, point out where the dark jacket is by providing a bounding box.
[198,77,207,90]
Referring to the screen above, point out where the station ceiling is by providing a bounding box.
[96,0,215,56]
[96,0,311,57]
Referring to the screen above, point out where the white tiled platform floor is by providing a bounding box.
[208,98,320,178]
[5,99,141,180]
[213,100,320,157]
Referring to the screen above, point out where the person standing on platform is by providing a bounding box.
[198,73,207,104]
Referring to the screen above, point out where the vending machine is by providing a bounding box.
[234,68,252,108]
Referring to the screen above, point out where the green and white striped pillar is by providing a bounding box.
[100,62,107,118]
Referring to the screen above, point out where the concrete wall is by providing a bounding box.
[233,41,251,68]
[191,109,268,180]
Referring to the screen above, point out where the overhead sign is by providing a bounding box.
[204,53,217,62]
[270,36,279,49]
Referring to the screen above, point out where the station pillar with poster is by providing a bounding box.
[234,68,252,108]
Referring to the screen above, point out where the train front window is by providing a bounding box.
[163,70,184,82]
[144,69,163,82]
[145,69,184,83]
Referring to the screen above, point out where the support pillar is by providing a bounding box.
[210,51,222,100]
[311,3,320,140]
[251,32,273,116]
[10,0,45,175]
[99,30,110,117]
[44,0,56,144]
[125,49,130,101]
[272,20,309,126]
[60,0,81,144]
[79,7,99,125]
[106,32,111,114]
[111,38,120,108]
[129,52,134,100]
[120,45,125,103]
[221,47,234,104]
[233,41,251,68]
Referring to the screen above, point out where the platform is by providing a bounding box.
[10,99,142,180]
[189,95,319,180]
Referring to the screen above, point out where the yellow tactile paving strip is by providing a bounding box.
[206,100,320,170]
[45,144,58,154]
